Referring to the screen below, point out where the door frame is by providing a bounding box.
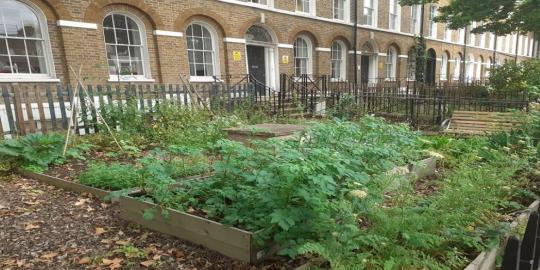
[244,42,279,90]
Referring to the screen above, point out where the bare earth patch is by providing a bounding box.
[0,175,299,270]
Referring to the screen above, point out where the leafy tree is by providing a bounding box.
[488,59,540,100]
[400,0,540,35]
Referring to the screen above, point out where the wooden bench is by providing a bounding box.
[443,111,525,136]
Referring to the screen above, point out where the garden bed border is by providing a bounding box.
[118,195,266,263]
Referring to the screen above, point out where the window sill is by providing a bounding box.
[189,76,220,83]
[108,77,156,83]
[0,77,60,83]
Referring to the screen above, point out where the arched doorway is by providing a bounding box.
[426,49,437,84]
[360,42,378,84]
[245,25,278,90]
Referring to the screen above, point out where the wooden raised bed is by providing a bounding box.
[224,123,306,146]
[18,170,113,201]
[464,200,540,270]
[119,195,267,263]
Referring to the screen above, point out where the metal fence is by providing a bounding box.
[0,74,530,138]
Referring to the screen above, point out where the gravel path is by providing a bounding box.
[0,175,298,270]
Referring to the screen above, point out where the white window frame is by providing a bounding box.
[333,0,350,21]
[410,5,421,35]
[296,0,316,15]
[294,35,313,77]
[240,0,273,7]
[468,22,476,46]
[428,5,437,38]
[444,26,452,42]
[440,52,448,81]
[388,0,401,31]
[0,0,56,82]
[186,21,221,82]
[489,33,495,50]
[363,0,378,27]
[479,32,486,48]
[453,55,462,81]
[458,28,465,44]
[406,50,416,81]
[385,46,397,80]
[331,40,346,81]
[466,54,474,82]
[103,11,153,82]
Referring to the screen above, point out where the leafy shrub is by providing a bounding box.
[143,118,425,258]
[0,134,65,172]
[488,59,540,100]
[79,163,140,190]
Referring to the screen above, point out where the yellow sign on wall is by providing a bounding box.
[233,51,242,61]
[282,55,289,64]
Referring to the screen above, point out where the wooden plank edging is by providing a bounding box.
[464,200,540,270]
[18,169,119,202]
[118,195,267,263]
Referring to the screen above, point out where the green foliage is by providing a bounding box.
[399,0,540,35]
[78,147,209,191]
[99,101,241,148]
[79,162,140,190]
[143,118,424,258]
[0,133,65,172]
[488,60,540,100]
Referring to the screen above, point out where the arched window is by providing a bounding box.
[440,52,449,81]
[294,36,312,77]
[385,46,397,80]
[103,13,150,80]
[186,22,219,79]
[331,41,346,80]
[246,25,273,44]
[407,50,416,81]
[0,0,54,80]
[453,54,462,81]
[466,54,475,82]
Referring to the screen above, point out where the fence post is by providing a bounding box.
[502,236,521,270]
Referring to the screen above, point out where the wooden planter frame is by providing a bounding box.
[119,196,266,263]
[18,170,113,201]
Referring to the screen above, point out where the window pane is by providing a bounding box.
[26,40,43,56]
[119,61,131,75]
[0,24,6,36]
[192,37,203,50]
[202,37,212,51]
[7,38,26,55]
[115,29,129,44]
[129,46,141,61]
[103,16,113,28]
[188,50,194,63]
[104,28,115,43]
[0,55,11,73]
[194,51,204,64]
[3,10,25,37]
[0,38,6,54]
[128,30,141,45]
[192,24,202,37]
[28,56,45,73]
[132,60,143,75]
[20,9,40,38]
[205,64,214,76]
[126,17,139,30]
[113,14,126,29]
[116,45,129,59]
[11,56,29,73]
[195,64,205,76]
[108,60,118,75]
[106,45,116,59]
[204,51,213,65]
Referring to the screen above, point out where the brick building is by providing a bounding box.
[0,0,538,88]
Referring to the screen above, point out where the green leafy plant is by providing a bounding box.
[0,133,65,172]
[79,162,140,190]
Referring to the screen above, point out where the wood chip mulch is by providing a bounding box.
[0,175,301,270]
